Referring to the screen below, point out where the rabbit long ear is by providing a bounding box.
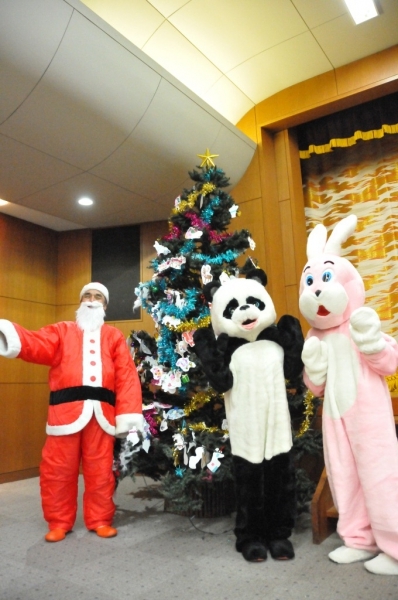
[324,214,357,256]
[307,223,327,259]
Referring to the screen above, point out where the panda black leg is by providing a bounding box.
[263,452,296,561]
[240,540,268,562]
[268,539,295,560]
[233,456,267,562]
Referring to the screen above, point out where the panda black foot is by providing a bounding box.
[240,541,268,562]
[268,539,295,560]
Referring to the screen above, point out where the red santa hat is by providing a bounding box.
[80,282,109,304]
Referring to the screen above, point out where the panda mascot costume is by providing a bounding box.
[193,268,304,563]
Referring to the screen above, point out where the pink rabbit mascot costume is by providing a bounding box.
[299,214,398,575]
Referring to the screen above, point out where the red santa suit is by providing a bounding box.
[0,318,142,532]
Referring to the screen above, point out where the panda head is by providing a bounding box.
[203,269,276,342]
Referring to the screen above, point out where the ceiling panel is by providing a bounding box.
[0,9,163,170]
[167,0,308,72]
[18,172,155,227]
[147,0,188,19]
[82,0,164,48]
[312,0,398,68]
[142,21,223,97]
[90,77,253,196]
[0,0,73,123]
[0,201,83,231]
[0,134,83,201]
[292,0,346,28]
[228,31,333,104]
[203,77,254,125]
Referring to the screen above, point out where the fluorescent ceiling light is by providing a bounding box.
[0,199,9,206]
[78,197,93,206]
[344,0,379,24]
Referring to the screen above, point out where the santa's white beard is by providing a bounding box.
[76,301,105,332]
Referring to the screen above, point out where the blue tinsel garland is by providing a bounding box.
[190,248,241,264]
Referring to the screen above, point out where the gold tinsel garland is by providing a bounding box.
[295,390,316,438]
[386,373,398,394]
[171,183,216,215]
[183,389,218,416]
[188,422,223,434]
[165,315,211,333]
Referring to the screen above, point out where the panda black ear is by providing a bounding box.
[246,268,267,287]
[202,281,222,302]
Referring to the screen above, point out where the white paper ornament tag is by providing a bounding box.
[201,264,213,284]
[207,457,221,473]
[189,446,204,469]
[127,428,140,446]
[160,411,168,431]
[142,437,151,453]
[219,272,231,285]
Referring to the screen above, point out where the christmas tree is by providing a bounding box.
[114,150,322,515]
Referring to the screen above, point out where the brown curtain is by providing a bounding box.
[297,91,398,159]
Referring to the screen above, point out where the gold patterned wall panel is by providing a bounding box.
[301,135,398,338]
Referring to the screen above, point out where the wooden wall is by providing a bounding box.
[0,214,57,482]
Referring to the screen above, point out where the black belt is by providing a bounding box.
[49,386,116,407]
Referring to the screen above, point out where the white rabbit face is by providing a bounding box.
[299,254,365,330]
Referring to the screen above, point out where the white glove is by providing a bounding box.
[302,336,328,386]
[115,413,145,438]
[349,307,386,354]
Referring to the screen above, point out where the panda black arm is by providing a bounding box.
[276,315,305,381]
[193,328,234,393]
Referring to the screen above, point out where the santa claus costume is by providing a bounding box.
[0,282,142,541]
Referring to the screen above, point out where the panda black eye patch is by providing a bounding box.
[223,299,239,319]
[246,296,265,310]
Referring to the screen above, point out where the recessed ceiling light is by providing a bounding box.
[78,197,94,206]
[0,199,9,206]
[344,0,379,24]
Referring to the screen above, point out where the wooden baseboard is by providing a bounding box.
[0,467,40,484]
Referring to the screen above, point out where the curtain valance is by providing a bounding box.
[297,92,398,159]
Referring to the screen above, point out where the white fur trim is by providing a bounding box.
[0,319,22,358]
[82,329,102,386]
[80,282,109,304]
[93,401,116,436]
[46,400,94,436]
[115,413,144,438]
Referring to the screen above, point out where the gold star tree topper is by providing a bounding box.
[197,148,219,168]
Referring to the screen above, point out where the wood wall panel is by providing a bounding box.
[0,214,57,304]
[56,230,92,312]
[279,199,296,287]
[274,132,290,202]
[336,45,398,97]
[231,150,262,202]
[257,129,287,315]
[234,197,266,272]
[0,383,48,474]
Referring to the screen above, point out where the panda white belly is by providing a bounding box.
[224,339,293,463]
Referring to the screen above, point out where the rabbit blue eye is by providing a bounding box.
[322,270,333,282]
[305,274,314,286]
